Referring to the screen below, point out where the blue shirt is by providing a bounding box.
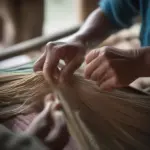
[99,0,150,46]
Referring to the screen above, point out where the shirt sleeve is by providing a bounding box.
[0,125,49,150]
[99,0,139,29]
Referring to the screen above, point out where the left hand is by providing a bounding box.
[84,46,144,90]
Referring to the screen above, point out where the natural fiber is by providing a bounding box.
[0,71,150,150]
[0,72,50,119]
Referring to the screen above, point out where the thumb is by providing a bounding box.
[33,51,46,72]
[60,53,84,83]
[101,46,138,59]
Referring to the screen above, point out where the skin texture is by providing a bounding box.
[34,8,150,90]
[84,46,146,90]
[25,94,69,150]
[34,42,86,83]
[34,8,114,84]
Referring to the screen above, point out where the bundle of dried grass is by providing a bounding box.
[0,72,50,119]
[0,71,150,150]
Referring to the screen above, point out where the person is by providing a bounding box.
[34,0,150,90]
[0,94,69,150]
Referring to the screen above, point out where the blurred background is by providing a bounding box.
[44,0,77,35]
[0,0,98,46]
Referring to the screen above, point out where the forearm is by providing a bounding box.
[66,8,117,50]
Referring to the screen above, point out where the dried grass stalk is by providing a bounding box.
[0,72,50,119]
[0,72,150,149]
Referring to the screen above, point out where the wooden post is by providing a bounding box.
[76,0,99,23]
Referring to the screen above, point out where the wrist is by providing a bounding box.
[68,33,87,47]
[56,32,86,48]
[69,33,100,51]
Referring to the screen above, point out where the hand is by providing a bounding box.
[34,41,86,83]
[84,46,144,90]
[25,94,69,150]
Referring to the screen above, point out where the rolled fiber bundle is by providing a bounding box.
[0,71,150,150]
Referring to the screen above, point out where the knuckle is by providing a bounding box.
[93,49,99,55]
[90,50,99,58]
[102,46,112,56]
[46,42,55,47]
[92,49,99,55]
[46,42,56,51]
[104,46,111,51]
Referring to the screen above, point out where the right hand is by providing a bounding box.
[34,41,86,83]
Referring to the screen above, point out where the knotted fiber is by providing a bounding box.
[0,71,150,150]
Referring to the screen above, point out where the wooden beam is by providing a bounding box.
[0,25,80,61]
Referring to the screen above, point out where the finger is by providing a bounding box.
[60,54,84,83]
[33,51,46,72]
[97,68,114,85]
[43,43,60,82]
[99,77,119,90]
[104,46,134,59]
[26,100,54,138]
[90,61,109,81]
[85,49,100,64]
[45,111,69,150]
[84,55,105,79]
